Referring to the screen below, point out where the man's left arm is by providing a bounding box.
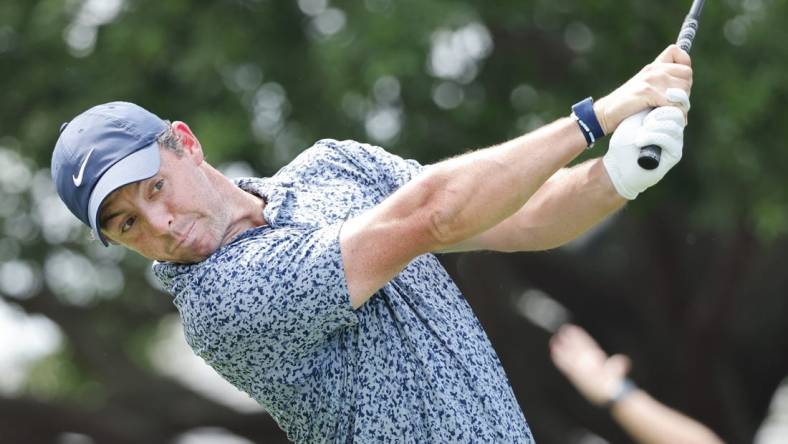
[443,100,689,253]
[440,158,623,253]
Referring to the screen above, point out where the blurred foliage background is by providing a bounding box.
[2,0,788,443]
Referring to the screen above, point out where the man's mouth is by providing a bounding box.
[173,221,196,253]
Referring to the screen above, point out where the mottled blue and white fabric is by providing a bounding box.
[153,139,534,443]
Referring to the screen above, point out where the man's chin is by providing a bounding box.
[172,242,222,264]
[142,236,223,264]
[146,249,211,264]
[167,250,213,264]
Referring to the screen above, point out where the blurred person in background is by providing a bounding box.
[550,324,724,444]
[755,377,788,444]
[50,46,691,442]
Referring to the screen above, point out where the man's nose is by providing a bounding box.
[145,204,173,235]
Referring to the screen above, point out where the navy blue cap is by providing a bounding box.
[51,101,168,246]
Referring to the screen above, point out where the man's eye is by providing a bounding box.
[153,180,164,192]
[121,216,136,233]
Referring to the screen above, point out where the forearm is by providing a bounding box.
[612,391,724,444]
[440,158,625,253]
[422,116,587,248]
[502,158,625,251]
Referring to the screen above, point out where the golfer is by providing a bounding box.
[51,45,692,442]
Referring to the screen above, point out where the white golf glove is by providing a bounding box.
[603,88,690,200]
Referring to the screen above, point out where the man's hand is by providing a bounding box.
[593,45,693,135]
[603,103,687,200]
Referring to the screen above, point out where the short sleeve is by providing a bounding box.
[181,222,358,373]
[322,139,424,195]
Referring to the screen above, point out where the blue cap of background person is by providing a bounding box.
[51,101,168,246]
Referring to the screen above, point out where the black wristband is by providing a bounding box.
[571,97,605,148]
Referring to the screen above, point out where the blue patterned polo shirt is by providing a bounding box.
[153,139,534,443]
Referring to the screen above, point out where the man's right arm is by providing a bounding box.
[340,118,587,308]
[340,44,693,309]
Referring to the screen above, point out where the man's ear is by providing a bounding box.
[171,121,204,164]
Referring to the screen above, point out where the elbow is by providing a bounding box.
[427,207,463,248]
[409,184,465,249]
[406,170,464,248]
[411,166,479,250]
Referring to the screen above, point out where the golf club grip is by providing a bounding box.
[677,18,699,52]
[638,144,662,170]
[636,4,702,170]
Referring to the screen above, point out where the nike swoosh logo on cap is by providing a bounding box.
[72,148,95,187]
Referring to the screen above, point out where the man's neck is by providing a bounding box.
[210,171,267,248]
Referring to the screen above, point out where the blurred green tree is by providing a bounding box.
[1,0,787,442]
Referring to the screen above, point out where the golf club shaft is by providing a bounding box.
[637,0,705,170]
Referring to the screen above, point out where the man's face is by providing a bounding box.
[99,125,232,263]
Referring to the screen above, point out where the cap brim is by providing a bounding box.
[88,142,161,246]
